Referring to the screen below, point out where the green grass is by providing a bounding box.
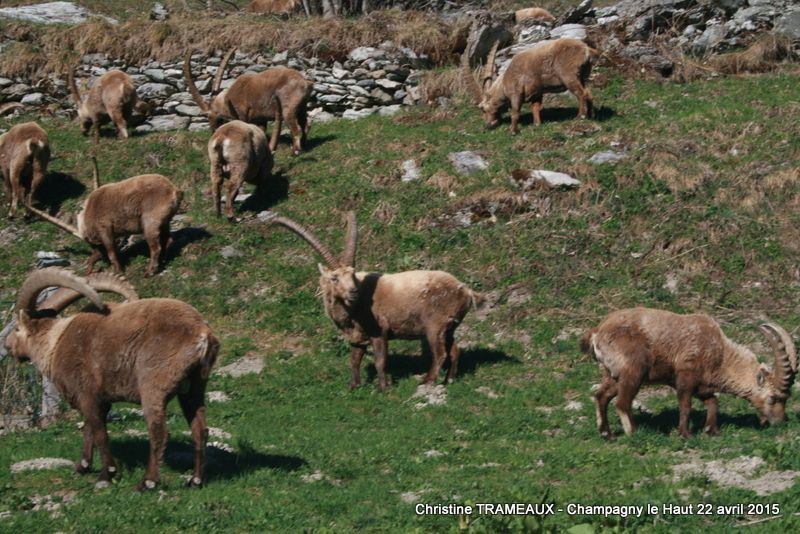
[1,69,800,533]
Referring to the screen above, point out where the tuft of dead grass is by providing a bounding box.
[709,33,795,75]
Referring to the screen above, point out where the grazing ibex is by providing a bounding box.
[28,159,181,276]
[4,267,219,490]
[475,38,597,134]
[67,69,141,141]
[0,122,49,218]
[514,7,555,24]
[184,49,313,154]
[208,119,274,218]
[582,308,798,438]
[270,212,483,390]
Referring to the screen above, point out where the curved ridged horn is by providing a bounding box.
[482,40,499,93]
[27,205,82,239]
[66,67,82,108]
[213,48,236,94]
[759,323,798,396]
[39,272,139,313]
[341,211,357,267]
[183,49,210,112]
[0,102,23,116]
[16,267,105,320]
[91,155,100,190]
[461,49,483,103]
[270,215,339,268]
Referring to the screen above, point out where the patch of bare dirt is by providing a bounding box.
[673,452,800,496]
[411,384,447,409]
[10,457,73,473]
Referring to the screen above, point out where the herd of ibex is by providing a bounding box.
[0,4,796,491]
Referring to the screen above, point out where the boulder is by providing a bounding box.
[449,151,489,175]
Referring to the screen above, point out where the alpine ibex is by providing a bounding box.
[270,212,483,390]
[67,69,141,141]
[514,7,555,24]
[28,159,182,276]
[0,122,49,218]
[183,49,313,154]
[475,38,597,134]
[208,119,274,218]
[4,267,219,490]
[582,308,798,438]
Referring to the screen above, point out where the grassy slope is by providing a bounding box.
[0,70,799,532]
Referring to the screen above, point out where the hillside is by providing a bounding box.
[1,60,800,532]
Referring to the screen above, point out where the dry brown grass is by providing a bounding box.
[418,67,480,104]
[0,10,459,79]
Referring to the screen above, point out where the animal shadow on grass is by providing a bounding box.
[110,439,307,483]
[633,408,763,435]
[33,172,86,213]
[240,169,289,213]
[118,226,211,271]
[365,346,518,386]
[514,105,615,126]
[299,133,336,152]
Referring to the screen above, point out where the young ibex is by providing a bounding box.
[28,159,182,276]
[208,119,274,218]
[4,267,219,490]
[475,38,598,134]
[582,307,798,438]
[68,69,141,141]
[514,7,555,24]
[183,49,313,154]
[270,212,483,390]
[0,122,50,218]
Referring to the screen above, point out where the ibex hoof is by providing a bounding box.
[136,479,158,491]
[76,459,91,474]
[186,476,204,488]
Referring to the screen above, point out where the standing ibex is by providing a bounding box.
[582,308,797,438]
[475,38,598,134]
[0,122,49,218]
[67,69,141,141]
[270,212,483,390]
[4,267,219,490]
[208,119,274,218]
[184,49,312,154]
[28,159,181,276]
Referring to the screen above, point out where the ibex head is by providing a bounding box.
[750,323,798,425]
[270,211,360,306]
[467,41,501,129]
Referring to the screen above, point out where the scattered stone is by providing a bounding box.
[476,386,499,399]
[400,159,421,182]
[349,47,386,62]
[207,391,231,403]
[511,169,581,189]
[35,251,69,268]
[10,457,73,473]
[561,0,594,24]
[588,150,627,164]
[209,441,235,453]
[309,108,336,123]
[448,151,488,175]
[301,470,325,483]
[150,2,169,21]
[342,107,377,120]
[565,400,584,411]
[775,9,800,39]
[137,82,177,99]
[411,383,447,409]
[208,427,232,441]
[175,104,203,117]
[215,355,264,377]
[141,115,190,132]
[550,24,588,40]
[399,490,426,503]
[94,481,110,489]
[423,449,445,457]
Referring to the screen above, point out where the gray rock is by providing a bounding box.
[10,457,74,473]
[449,151,489,175]
[348,85,371,97]
[550,24,587,40]
[588,151,627,164]
[331,67,349,79]
[144,68,166,82]
[20,92,44,105]
[0,77,13,88]
[400,159,421,182]
[221,245,241,259]
[188,122,210,132]
[2,83,31,98]
[692,24,727,54]
[272,51,288,63]
[561,0,594,24]
[775,9,800,39]
[175,104,204,117]
[528,170,580,188]
[466,24,513,67]
[342,108,377,120]
[375,78,402,90]
[378,104,402,116]
[144,115,190,131]
[0,1,117,25]
[349,47,386,62]
[309,108,336,123]
[639,54,674,75]
[615,0,696,19]
[137,82,177,99]
[370,88,395,104]
[318,94,346,104]
[151,2,169,21]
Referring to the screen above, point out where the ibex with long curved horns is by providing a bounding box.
[270,212,483,390]
[581,307,798,438]
[4,267,219,490]
[27,158,181,276]
[473,38,598,134]
[183,49,312,154]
